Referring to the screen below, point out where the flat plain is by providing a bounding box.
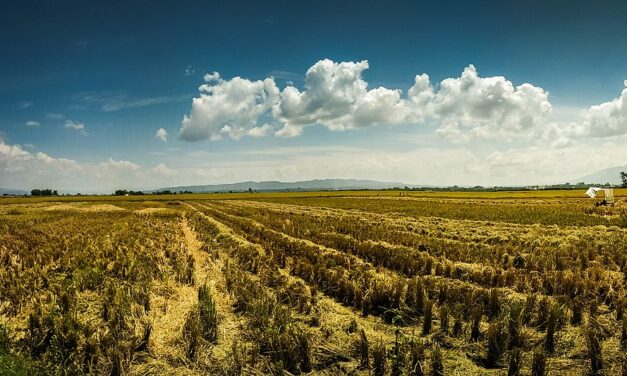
[1,190,626,375]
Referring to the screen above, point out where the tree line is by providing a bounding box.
[30,189,58,196]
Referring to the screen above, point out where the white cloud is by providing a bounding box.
[579,80,627,137]
[179,72,280,141]
[179,60,555,143]
[432,65,552,143]
[275,124,303,138]
[0,139,81,185]
[203,72,220,82]
[0,137,173,193]
[0,139,31,162]
[529,82,627,145]
[99,158,140,171]
[152,163,174,177]
[273,60,419,136]
[25,121,40,127]
[155,128,168,142]
[246,123,272,138]
[64,120,85,132]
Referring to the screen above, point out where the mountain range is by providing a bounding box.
[0,188,28,195]
[149,179,415,193]
[572,165,626,185]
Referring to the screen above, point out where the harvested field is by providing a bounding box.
[0,192,625,375]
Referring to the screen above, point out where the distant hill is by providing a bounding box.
[572,165,627,185]
[0,188,28,195]
[149,178,415,193]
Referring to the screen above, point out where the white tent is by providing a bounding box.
[585,187,615,204]
[585,187,603,198]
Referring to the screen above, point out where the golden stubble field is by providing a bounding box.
[0,190,626,375]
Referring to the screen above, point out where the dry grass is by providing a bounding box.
[42,203,126,212]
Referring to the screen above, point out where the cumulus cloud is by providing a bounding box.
[273,60,409,135]
[155,128,168,142]
[246,123,272,138]
[0,137,152,192]
[275,123,303,138]
[579,80,627,137]
[431,65,552,143]
[527,81,627,145]
[179,72,280,141]
[25,121,40,127]
[1,137,185,192]
[0,139,32,164]
[152,163,174,177]
[0,138,80,182]
[179,59,556,143]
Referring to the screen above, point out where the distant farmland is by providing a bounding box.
[1,191,626,375]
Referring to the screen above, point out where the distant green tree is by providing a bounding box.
[114,189,147,196]
[621,171,627,188]
[30,188,57,196]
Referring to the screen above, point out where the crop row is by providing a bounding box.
[201,201,625,313]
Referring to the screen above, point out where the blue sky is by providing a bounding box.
[2,1,627,192]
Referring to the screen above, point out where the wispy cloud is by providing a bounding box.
[25,120,40,127]
[17,101,32,109]
[103,95,189,112]
[185,65,196,76]
[71,91,189,112]
[46,113,65,120]
[64,120,86,134]
[268,70,300,81]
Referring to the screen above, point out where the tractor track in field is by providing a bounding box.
[132,211,248,375]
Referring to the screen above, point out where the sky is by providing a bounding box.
[1,0,627,193]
